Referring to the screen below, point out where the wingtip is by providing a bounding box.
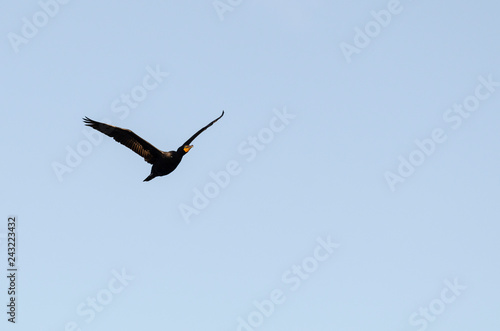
[82,116,93,126]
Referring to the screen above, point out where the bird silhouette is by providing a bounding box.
[83,111,224,181]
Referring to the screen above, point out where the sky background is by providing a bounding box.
[1,1,500,330]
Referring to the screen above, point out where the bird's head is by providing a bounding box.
[179,145,193,154]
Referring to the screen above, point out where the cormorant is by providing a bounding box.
[83,111,224,181]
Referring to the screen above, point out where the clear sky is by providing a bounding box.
[2,1,500,330]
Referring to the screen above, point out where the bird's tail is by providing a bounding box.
[143,174,155,182]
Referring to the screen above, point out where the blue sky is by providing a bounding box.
[2,1,500,330]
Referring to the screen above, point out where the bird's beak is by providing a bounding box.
[184,145,193,153]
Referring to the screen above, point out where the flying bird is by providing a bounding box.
[83,111,224,181]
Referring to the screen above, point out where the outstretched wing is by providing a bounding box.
[181,111,224,147]
[83,117,162,164]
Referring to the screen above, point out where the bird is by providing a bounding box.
[83,111,224,181]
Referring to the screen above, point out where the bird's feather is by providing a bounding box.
[181,111,224,147]
[83,117,162,164]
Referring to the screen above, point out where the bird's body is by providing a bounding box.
[143,150,182,181]
[83,111,224,181]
